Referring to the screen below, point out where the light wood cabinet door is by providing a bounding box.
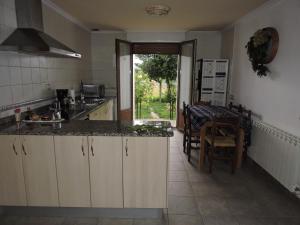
[123,137,168,208]
[0,135,26,206]
[21,135,59,206]
[54,136,91,207]
[89,136,123,208]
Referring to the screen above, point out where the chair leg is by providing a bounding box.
[208,150,213,173]
[187,136,191,162]
[207,148,213,173]
[183,133,186,153]
[231,148,237,174]
[231,158,235,174]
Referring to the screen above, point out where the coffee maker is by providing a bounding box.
[56,89,69,107]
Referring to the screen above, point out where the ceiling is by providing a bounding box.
[51,0,268,31]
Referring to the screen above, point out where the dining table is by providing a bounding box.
[188,105,245,169]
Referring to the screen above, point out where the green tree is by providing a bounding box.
[135,69,153,118]
[136,54,177,102]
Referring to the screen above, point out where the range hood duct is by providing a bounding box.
[0,0,82,58]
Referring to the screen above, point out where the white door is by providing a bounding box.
[0,135,26,206]
[21,135,59,206]
[89,136,123,208]
[116,39,133,121]
[177,40,196,129]
[123,137,168,208]
[54,136,91,207]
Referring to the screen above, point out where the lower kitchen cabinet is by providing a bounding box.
[21,135,59,206]
[89,136,123,208]
[0,135,26,206]
[54,136,91,207]
[123,137,168,208]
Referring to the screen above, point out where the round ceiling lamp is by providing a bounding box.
[145,4,171,16]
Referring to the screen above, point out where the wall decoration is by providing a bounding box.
[245,27,279,77]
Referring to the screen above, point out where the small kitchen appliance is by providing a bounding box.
[56,89,69,107]
[69,89,76,105]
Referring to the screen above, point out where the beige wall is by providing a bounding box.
[221,27,235,60]
[221,27,235,103]
[91,32,126,97]
[186,31,222,59]
[0,1,91,117]
[230,0,300,136]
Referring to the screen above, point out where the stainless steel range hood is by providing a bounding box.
[0,0,82,58]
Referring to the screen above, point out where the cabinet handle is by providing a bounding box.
[22,144,27,156]
[12,144,18,155]
[81,145,85,156]
[91,145,94,156]
[125,139,128,157]
[81,138,85,156]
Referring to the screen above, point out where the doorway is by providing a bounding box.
[133,54,178,126]
[116,40,196,129]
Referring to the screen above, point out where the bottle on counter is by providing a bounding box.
[14,108,21,129]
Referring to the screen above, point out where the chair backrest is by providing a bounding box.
[194,101,211,106]
[186,106,193,131]
[240,107,252,147]
[182,101,188,129]
[228,102,242,114]
[210,116,240,146]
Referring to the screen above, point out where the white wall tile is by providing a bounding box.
[8,53,20,66]
[0,66,10,86]
[0,53,9,66]
[30,56,40,68]
[39,57,48,68]
[21,67,32,84]
[31,68,41,83]
[20,55,31,67]
[22,84,33,101]
[9,67,22,85]
[0,86,12,105]
[11,85,23,103]
[40,68,48,83]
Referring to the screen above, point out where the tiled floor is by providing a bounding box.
[1,129,300,225]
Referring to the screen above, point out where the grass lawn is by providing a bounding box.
[136,101,176,120]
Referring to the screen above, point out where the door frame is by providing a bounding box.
[176,39,197,129]
[116,40,196,122]
[116,39,134,121]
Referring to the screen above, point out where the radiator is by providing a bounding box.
[249,120,300,196]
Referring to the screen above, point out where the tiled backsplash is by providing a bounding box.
[0,0,91,118]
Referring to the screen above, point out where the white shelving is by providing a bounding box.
[195,59,229,106]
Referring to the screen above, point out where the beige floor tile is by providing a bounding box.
[168,171,188,182]
[101,218,133,225]
[168,196,199,215]
[168,182,194,197]
[168,214,203,225]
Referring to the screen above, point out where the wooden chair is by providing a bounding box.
[240,108,252,160]
[186,107,201,162]
[226,102,252,160]
[182,102,188,153]
[205,117,240,174]
[228,102,242,114]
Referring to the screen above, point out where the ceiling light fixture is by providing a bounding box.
[145,4,171,16]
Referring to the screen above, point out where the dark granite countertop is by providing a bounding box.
[0,120,174,137]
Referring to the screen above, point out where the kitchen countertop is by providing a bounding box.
[0,120,174,137]
[65,97,115,120]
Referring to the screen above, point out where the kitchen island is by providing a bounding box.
[0,120,173,210]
